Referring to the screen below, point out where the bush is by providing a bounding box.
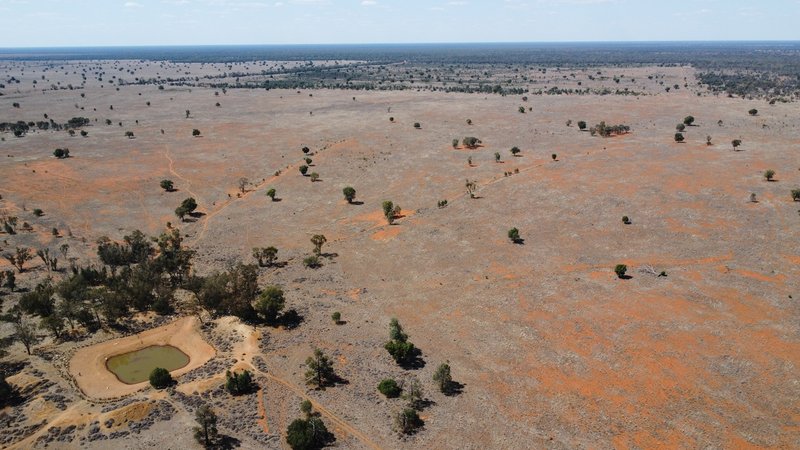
[683,116,695,126]
[302,146,310,154]
[748,108,758,116]
[510,146,521,156]
[266,188,276,200]
[149,367,173,389]
[614,264,628,279]
[764,169,775,181]
[674,132,685,143]
[192,128,201,137]
[508,228,521,243]
[385,340,416,364]
[577,121,587,130]
[303,255,321,268]
[792,189,800,201]
[256,285,285,324]
[331,311,341,324]
[622,216,631,225]
[309,172,319,182]
[432,363,453,393]
[413,122,421,129]
[676,123,685,132]
[32,209,43,217]
[299,165,308,175]
[378,379,401,398]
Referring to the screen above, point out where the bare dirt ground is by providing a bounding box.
[1,61,799,449]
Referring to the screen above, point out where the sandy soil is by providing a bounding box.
[1,60,799,449]
[69,316,215,399]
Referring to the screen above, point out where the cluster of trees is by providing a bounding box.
[286,400,333,450]
[384,318,418,366]
[382,201,401,225]
[589,121,631,137]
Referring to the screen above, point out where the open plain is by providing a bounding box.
[1,55,799,449]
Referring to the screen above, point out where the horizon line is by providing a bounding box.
[2,39,799,50]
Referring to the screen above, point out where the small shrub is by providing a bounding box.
[510,146,521,156]
[299,165,308,175]
[791,189,800,201]
[343,186,356,203]
[614,264,628,279]
[331,311,341,324]
[683,116,695,126]
[160,179,174,191]
[764,169,775,181]
[378,379,401,398]
[577,121,587,130]
[310,172,319,182]
[508,228,521,243]
[551,153,557,161]
[674,132,684,143]
[622,216,631,225]
[413,122,421,129]
[303,255,321,268]
[676,123,685,132]
[32,209,43,217]
[266,188,276,201]
[748,108,758,116]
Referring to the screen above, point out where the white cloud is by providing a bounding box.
[361,0,376,5]
[124,1,143,7]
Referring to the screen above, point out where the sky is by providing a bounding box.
[0,0,798,47]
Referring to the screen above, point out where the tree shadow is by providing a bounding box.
[349,201,364,206]
[618,275,633,280]
[443,380,466,397]
[279,309,304,330]
[399,349,426,370]
[189,211,206,218]
[270,198,283,202]
[512,238,525,245]
[214,434,242,449]
[321,252,338,259]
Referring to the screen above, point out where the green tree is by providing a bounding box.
[286,415,330,450]
[433,362,453,394]
[342,187,356,203]
[309,172,319,182]
[305,348,336,389]
[764,169,776,181]
[508,228,521,244]
[14,316,41,355]
[452,138,459,149]
[614,264,628,279]
[494,152,501,163]
[266,188,277,201]
[192,128,201,137]
[193,404,219,448]
[378,379,401,398]
[674,132,685,143]
[413,122,421,129]
[160,179,174,191]
[676,123,685,132]
[791,189,800,201]
[385,318,416,365]
[518,106,525,114]
[748,108,758,116]
[732,139,742,151]
[310,235,327,256]
[393,408,423,435]
[149,367,173,389]
[225,369,254,395]
[256,285,285,324]
[683,116,695,126]
[4,247,33,272]
[510,146,521,156]
[302,146,310,154]
[331,312,341,324]
[299,165,308,176]
[578,121,587,130]
[252,246,278,267]
[303,255,321,269]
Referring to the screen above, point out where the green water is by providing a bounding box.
[106,345,189,384]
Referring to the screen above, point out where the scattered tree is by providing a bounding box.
[331,311,341,324]
[674,132,685,143]
[252,246,278,267]
[14,316,41,355]
[299,165,308,176]
[305,348,336,389]
[676,123,685,132]
[303,255,321,269]
[160,179,174,192]
[732,139,742,151]
[494,152,501,163]
[4,247,33,272]
[286,406,331,450]
[385,318,417,365]
[310,235,327,256]
[432,362,454,394]
[256,285,285,324]
[238,177,249,193]
[706,135,712,146]
[748,108,758,116]
[577,121,587,130]
[465,179,477,198]
[791,189,800,201]
[193,404,219,448]
[192,129,201,137]
[683,116,695,126]
[413,122,421,129]
[622,216,631,225]
[266,188,277,201]
[125,131,134,139]
[508,228,521,244]
[302,146,310,154]
[225,369,254,395]
[614,264,628,279]
[309,172,319,182]
[149,367,173,389]
[342,187,356,203]
[764,169,776,181]
[510,146,521,156]
[393,408,423,435]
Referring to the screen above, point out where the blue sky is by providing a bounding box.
[0,0,798,47]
